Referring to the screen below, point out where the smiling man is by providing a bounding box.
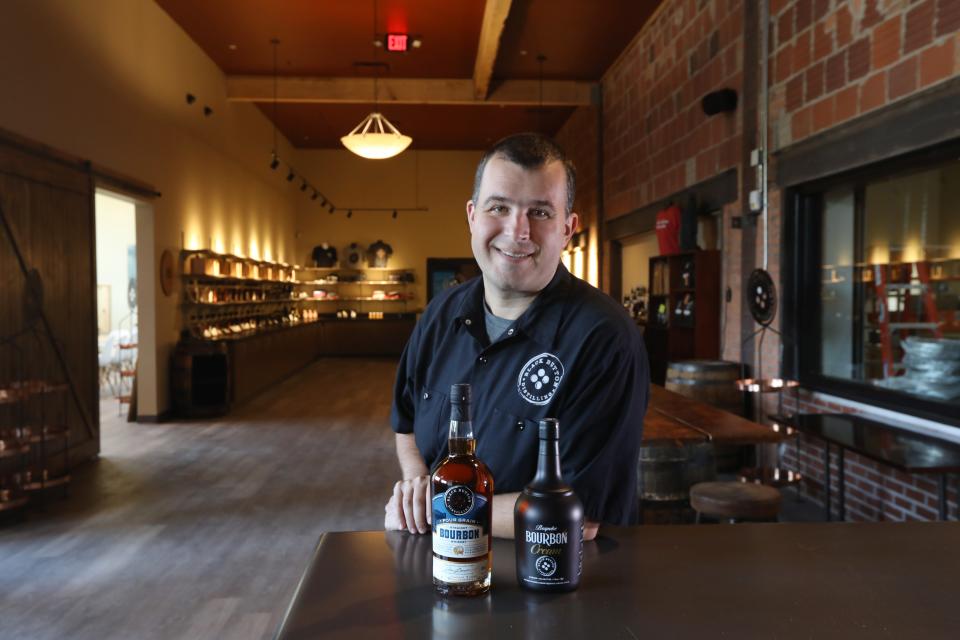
[385,133,649,540]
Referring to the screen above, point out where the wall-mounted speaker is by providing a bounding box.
[701,88,738,115]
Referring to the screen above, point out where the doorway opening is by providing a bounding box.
[95,190,138,422]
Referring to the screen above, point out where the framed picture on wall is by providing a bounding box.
[426,258,480,302]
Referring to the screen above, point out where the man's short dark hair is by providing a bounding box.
[472,133,577,216]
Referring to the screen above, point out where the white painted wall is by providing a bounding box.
[95,192,137,337]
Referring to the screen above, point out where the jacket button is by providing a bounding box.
[423,392,430,400]
[464,318,472,326]
[517,421,524,431]
[478,356,487,364]
[507,328,514,336]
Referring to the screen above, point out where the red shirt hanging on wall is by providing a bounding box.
[655,203,681,255]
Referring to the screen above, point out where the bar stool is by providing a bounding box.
[689,481,782,523]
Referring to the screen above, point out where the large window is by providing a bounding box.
[788,149,960,425]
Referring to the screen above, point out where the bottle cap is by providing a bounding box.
[450,383,471,405]
[538,418,560,440]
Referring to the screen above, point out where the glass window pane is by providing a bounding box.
[816,160,960,412]
[820,188,856,379]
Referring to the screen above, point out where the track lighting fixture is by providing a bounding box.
[270,154,280,170]
[392,209,398,219]
[311,190,319,200]
[320,197,327,206]
[329,205,336,214]
[347,210,353,218]
[300,180,308,192]
[286,169,295,181]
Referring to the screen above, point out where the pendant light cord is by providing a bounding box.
[271,38,279,154]
[373,0,379,111]
[537,54,546,132]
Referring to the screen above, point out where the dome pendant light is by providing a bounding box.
[341,112,412,159]
[342,0,411,160]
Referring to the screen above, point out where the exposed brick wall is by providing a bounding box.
[768,0,960,150]
[554,0,960,521]
[602,0,744,219]
[761,0,960,521]
[555,106,599,230]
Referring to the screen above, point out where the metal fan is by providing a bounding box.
[747,268,776,326]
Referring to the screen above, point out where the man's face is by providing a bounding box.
[466,156,578,298]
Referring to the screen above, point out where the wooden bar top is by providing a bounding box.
[643,384,784,445]
[276,523,960,639]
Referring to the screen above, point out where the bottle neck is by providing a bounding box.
[448,417,475,456]
[532,438,563,486]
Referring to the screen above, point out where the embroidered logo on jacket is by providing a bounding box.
[517,353,564,405]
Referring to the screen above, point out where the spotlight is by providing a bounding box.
[203,105,213,117]
[185,93,196,105]
[392,209,398,219]
[286,169,295,181]
[311,190,318,200]
[270,154,280,170]
[320,197,327,206]
[329,205,336,214]
[347,210,353,218]
[300,180,308,192]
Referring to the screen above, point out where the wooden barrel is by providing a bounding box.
[665,360,744,415]
[666,360,747,472]
[638,441,716,502]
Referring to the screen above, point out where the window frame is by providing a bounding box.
[782,140,960,428]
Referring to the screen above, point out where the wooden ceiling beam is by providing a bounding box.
[473,0,513,100]
[225,76,594,107]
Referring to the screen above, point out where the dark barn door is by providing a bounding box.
[0,130,100,467]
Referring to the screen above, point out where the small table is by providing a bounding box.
[275,524,960,639]
[774,413,960,521]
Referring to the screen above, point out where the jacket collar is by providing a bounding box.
[454,263,571,349]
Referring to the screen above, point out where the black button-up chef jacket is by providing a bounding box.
[391,264,649,525]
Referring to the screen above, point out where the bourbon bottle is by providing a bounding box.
[514,418,584,592]
[431,383,494,596]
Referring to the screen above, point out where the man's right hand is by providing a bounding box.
[384,475,432,534]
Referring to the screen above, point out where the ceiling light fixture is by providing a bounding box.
[392,209,398,219]
[311,190,319,200]
[341,0,412,160]
[347,209,353,218]
[286,169,295,181]
[300,180,308,192]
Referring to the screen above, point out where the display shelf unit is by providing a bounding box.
[172,251,419,416]
[295,266,416,317]
[643,250,721,385]
[0,376,72,512]
[179,249,315,342]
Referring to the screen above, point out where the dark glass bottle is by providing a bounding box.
[514,418,583,592]
[431,384,494,596]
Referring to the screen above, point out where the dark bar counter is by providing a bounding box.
[275,523,960,639]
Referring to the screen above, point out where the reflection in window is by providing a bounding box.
[816,161,960,405]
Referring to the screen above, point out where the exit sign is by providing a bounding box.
[386,33,408,52]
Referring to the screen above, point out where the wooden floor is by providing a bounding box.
[0,358,401,640]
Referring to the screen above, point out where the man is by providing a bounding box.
[385,133,649,540]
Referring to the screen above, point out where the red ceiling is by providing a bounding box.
[156,0,662,149]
